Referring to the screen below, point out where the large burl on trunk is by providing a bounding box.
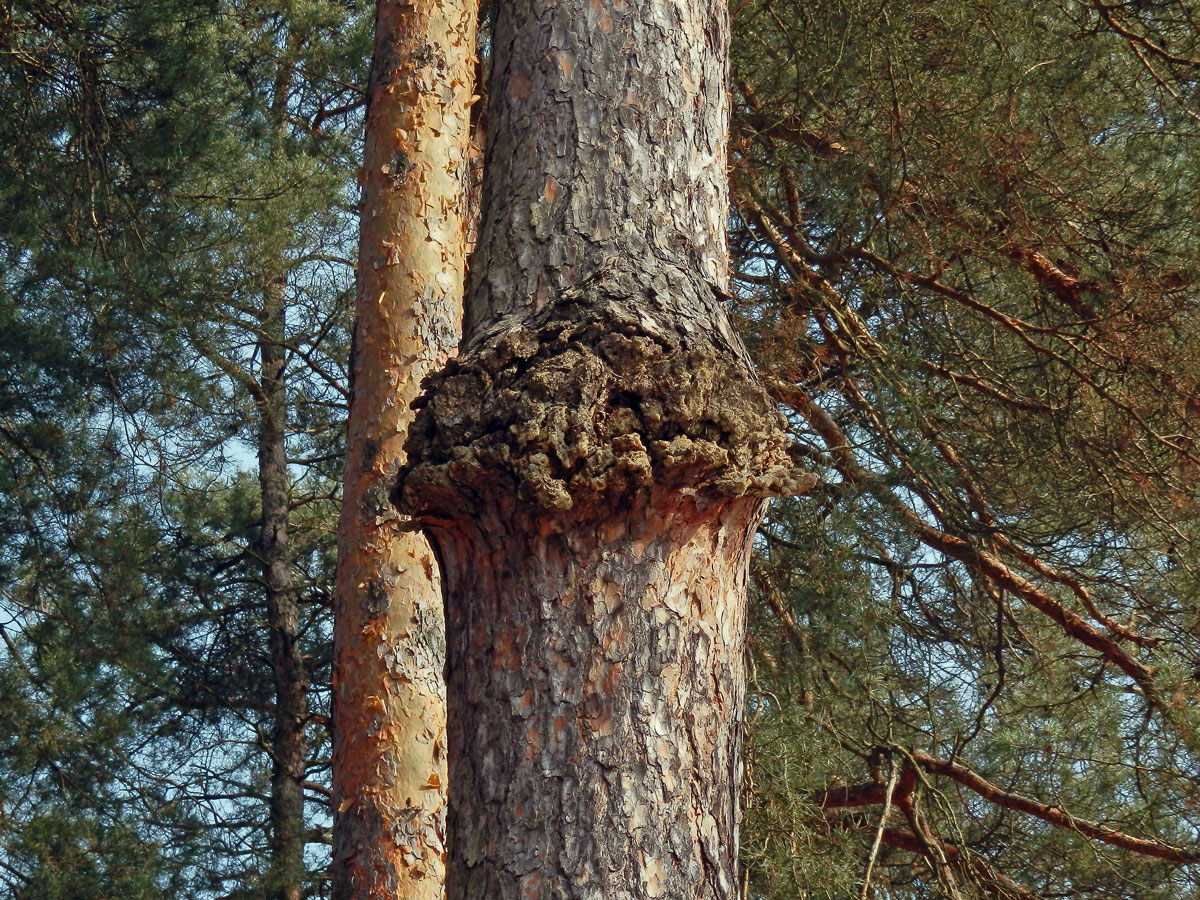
[394,0,810,896]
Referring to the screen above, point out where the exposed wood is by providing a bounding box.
[809,765,916,811]
[910,751,1200,865]
[815,750,1200,866]
[876,828,1038,900]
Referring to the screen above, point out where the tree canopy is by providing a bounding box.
[1,0,367,894]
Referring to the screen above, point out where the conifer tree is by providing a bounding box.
[1,0,368,895]
[391,0,810,895]
[730,2,1200,897]
[4,1,1200,898]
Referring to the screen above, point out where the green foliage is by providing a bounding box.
[732,1,1200,897]
[5,808,175,900]
[0,0,368,894]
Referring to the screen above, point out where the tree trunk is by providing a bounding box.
[260,271,310,900]
[331,0,476,893]
[396,0,807,896]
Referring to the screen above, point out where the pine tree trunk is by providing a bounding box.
[260,272,309,900]
[331,0,476,893]
[396,0,806,896]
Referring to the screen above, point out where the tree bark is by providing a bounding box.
[396,0,808,896]
[331,0,476,893]
[260,271,310,900]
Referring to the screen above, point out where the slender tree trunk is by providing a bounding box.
[330,0,476,893]
[396,0,807,896]
[259,271,310,900]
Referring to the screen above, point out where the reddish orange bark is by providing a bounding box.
[331,0,476,894]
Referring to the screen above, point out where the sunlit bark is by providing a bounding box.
[396,0,807,896]
[331,0,476,894]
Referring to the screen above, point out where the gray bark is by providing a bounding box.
[260,272,309,900]
[394,0,810,896]
[465,0,737,344]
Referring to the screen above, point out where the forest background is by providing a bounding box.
[2,0,1200,898]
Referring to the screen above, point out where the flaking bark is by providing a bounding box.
[331,0,476,894]
[397,265,806,900]
[394,0,811,895]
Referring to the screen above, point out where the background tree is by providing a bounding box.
[0,0,368,895]
[729,1,1200,897]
